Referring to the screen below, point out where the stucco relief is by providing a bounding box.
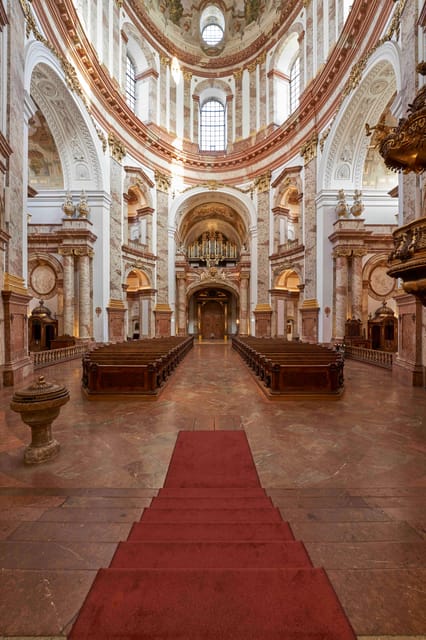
[368,264,396,300]
[30,264,57,297]
[322,61,396,190]
[31,64,102,190]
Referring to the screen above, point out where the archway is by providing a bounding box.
[188,287,238,339]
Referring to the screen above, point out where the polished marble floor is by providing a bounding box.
[0,342,425,638]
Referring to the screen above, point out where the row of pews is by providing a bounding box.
[82,336,194,398]
[232,336,344,398]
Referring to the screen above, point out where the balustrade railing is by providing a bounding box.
[345,345,394,369]
[32,344,89,369]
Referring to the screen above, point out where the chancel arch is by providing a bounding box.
[172,187,255,337]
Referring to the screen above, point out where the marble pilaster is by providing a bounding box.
[249,62,257,135]
[183,71,192,141]
[301,140,318,303]
[333,249,350,341]
[255,173,271,304]
[258,56,267,130]
[234,69,243,140]
[78,252,91,339]
[159,56,169,130]
[176,273,187,336]
[62,252,75,336]
[239,274,249,336]
[351,250,364,320]
[155,173,171,306]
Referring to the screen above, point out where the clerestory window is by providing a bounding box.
[126,55,136,111]
[200,99,226,151]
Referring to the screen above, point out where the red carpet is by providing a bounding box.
[69,430,356,639]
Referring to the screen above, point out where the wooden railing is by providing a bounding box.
[345,345,394,369]
[32,344,89,369]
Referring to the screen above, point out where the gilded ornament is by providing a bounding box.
[254,171,271,193]
[108,133,126,162]
[300,133,318,165]
[155,170,172,193]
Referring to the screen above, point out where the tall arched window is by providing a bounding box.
[126,56,136,111]
[200,99,226,151]
[289,57,300,114]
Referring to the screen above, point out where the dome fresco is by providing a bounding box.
[128,0,299,66]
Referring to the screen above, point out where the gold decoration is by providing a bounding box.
[300,133,318,165]
[254,171,271,193]
[155,170,172,193]
[3,273,28,296]
[387,217,426,306]
[336,189,348,218]
[350,190,364,218]
[376,63,426,174]
[108,132,126,162]
[319,126,331,151]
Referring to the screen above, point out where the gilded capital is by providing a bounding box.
[155,170,172,193]
[300,133,318,165]
[108,132,126,163]
[254,171,271,193]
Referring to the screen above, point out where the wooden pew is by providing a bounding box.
[231,336,344,398]
[82,336,193,398]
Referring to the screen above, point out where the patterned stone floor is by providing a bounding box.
[0,341,425,638]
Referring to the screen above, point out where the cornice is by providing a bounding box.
[30,0,396,182]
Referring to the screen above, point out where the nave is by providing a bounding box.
[0,343,425,638]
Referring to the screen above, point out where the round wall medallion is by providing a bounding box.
[30,264,56,297]
[369,264,395,299]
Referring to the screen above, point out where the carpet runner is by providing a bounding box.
[69,430,356,639]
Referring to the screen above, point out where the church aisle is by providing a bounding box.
[0,343,425,638]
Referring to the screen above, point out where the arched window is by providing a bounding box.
[289,57,300,114]
[200,99,226,151]
[126,56,136,111]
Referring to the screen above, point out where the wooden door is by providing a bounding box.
[201,301,224,339]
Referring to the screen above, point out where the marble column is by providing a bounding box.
[62,251,75,336]
[234,69,243,141]
[159,56,169,131]
[183,71,192,141]
[334,249,349,341]
[258,54,267,130]
[248,62,257,136]
[255,174,271,304]
[351,250,364,321]
[155,175,170,305]
[78,252,91,339]
[176,274,187,336]
[154,172,172,336]
[239,275,249,336]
